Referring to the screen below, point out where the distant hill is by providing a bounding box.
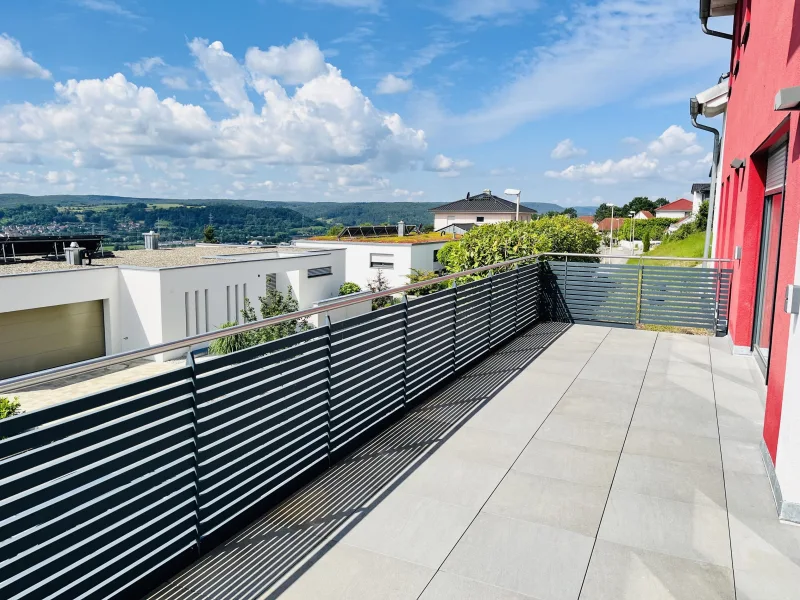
[0,193,598,223]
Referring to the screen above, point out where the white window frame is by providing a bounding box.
[370,253,394,269]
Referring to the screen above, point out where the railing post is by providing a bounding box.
[514,263,520,334]
[185,351,203,557]
[635,257,644,326]
[323,315,334,466]
[488,270,494,349]
[450,279,458,374]
[400,294,410,409]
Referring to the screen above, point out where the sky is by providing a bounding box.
[0,0,732,207]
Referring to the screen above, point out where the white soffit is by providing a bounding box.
[710,0,737,17]
[696,80,730,118]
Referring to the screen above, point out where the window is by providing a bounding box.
[370,253,394,269]
[265,273,277,291]
[433,250,439,262]
[446,215,455,224]
[476,216,484,223]
[308,266,332,278]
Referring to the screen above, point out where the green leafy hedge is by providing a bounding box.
[617,218,679,241]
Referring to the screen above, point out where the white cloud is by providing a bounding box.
[0,34,51,79]
[648,125,702,155]
[245,38,328,86]
[439,0,541,22]
[161,75,190,90]
[425,153,473,177]
[550,138,586,159]
[545,152,659,184]
[189,39,254,114]
[127,56,165,76]
[376,74,413,95]
[621,136,640,145]
[75,0,139,19]
[392,188,424,198]
[436,0,730,143]
[301,0,381,10]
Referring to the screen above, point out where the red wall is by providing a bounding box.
[714,0,800,462]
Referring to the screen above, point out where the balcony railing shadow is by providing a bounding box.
[146,321,570,600]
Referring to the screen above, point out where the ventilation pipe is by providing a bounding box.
[144,230,159,250]
[699,0,733,40]
[690,97,721,260]
[397,221,405,237]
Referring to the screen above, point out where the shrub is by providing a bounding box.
[671,223,694,241]
[407,269,448,295]
[327,224,345,237]
[0,396,22,419]
[642,231,651,252]
[368,270,393,310]
[207,322,254,356]
[338,282,362,296]
[694,200,709,233]
[618,218,678,241]
[438,215,601,275]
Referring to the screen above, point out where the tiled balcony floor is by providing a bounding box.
[149,324,800,600]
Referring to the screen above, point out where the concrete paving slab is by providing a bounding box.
[419,571,538,600]
[513,438,619,488]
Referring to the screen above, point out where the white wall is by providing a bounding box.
[118,268,163,353]
[295,240,448,290]
[656,210,691,219]
[432,212,531,231]
[308,292,372,328]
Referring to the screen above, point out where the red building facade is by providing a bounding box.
[706,0,800,521]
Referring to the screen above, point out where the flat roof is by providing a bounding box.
[0,246,333,275]
[305,232,455,245]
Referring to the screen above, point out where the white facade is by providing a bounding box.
[0,248,346,361]
[294,239,447,290]
[633,211,652,220]
[432,212,531,231]
[656,209,692,219]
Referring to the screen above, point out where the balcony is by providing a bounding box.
[2,256,795,600]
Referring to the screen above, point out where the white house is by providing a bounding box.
[431,190,536,231]
[655,199,694,219]
[633,211,654,220]
[294,236,448,290]
[0,244,350,378]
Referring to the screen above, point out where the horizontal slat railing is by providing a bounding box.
[0,254,736,599]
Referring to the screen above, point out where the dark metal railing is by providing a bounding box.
[0,253,733,600]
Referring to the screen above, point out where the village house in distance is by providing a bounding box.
[430,190,537,233]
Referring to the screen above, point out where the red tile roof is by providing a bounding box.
[578,215,595,224]
[637,210,654,219]
[657,199,693,212]
[595,217,625,231]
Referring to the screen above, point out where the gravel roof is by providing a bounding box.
[0,246,318,275]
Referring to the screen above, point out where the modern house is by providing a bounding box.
[431,190,536,231]
[0,242,347,378]
[699,0,800,526]
[655,198,694,219]
[633,210,654,220]
[294,228,449,289]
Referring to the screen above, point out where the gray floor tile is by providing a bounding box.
[513,438,619,488]
[535,414,628,452]
[442,512,594,600]
[466,400,554,438]
[580,540,735,600]
[339,490,476,569]
[724,471,778,520]
[419,572,538,600]
[716,413,763,443]
[646,358,713,378]
[641,372,716,399]
[484,470,608,537]
[577,362,647,385]
[637,387,718,417]
[613,453,726,507]
[624,426,722,468]
[733,563,800,600]
[631,403,720,439]
[564,378,642,403]
[719,438,767,475]
[435,425,531,469]
[598,490,732,568]
[524,357,586,377]
[728,513,800,572]
[397,453,507,509]
[551,394,637,426]
[276,542,434,600]
[585,352,652,372]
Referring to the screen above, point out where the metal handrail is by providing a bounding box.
[0,251,733,391]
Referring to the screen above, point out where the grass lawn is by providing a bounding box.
[627,231,706,266]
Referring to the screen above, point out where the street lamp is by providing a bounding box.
[629,211,636,255]
[504,189,521,221]
[607,203,615,260]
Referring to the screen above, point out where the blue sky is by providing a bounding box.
[0,0,731,206]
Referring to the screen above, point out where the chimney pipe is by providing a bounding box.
[397,221,405,237]
[144,230,160,250]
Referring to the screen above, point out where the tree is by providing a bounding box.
[327,224,344,237]
[642,231,651,252]
[339,282,362,296]
[368,270,394,309]
[407,269,448,295]
[594,203,613,222]
[655,197,669,207]
[561,207,578,219]
[694,200,709,232]
[0,396,22,419]
[202,224,218,243]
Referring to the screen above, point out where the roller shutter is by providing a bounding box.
[766,142,788,195]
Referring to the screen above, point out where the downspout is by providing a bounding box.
[691,112,720,259]
[699,0,734,41]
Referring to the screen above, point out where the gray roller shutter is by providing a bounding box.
[766,142,788,195]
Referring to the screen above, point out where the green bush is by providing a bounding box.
[694,200,709,233]
[368,270,394,310]
[642,231,651,252]
[207,284,312,355]
[327,224,345,237]
[0,396,22,419]
[407,269,448,295]
[338,282,362,296]
[438,215,600,276]
[617,218,678,241]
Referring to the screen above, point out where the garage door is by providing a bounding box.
[0,300,105,380]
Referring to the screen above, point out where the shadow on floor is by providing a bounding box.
[146,322,570,600]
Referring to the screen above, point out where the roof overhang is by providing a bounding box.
[695,79,729,118]
[701,0,737,18]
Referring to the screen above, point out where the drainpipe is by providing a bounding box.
[699,0,734,41]
[690,100,720,260]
